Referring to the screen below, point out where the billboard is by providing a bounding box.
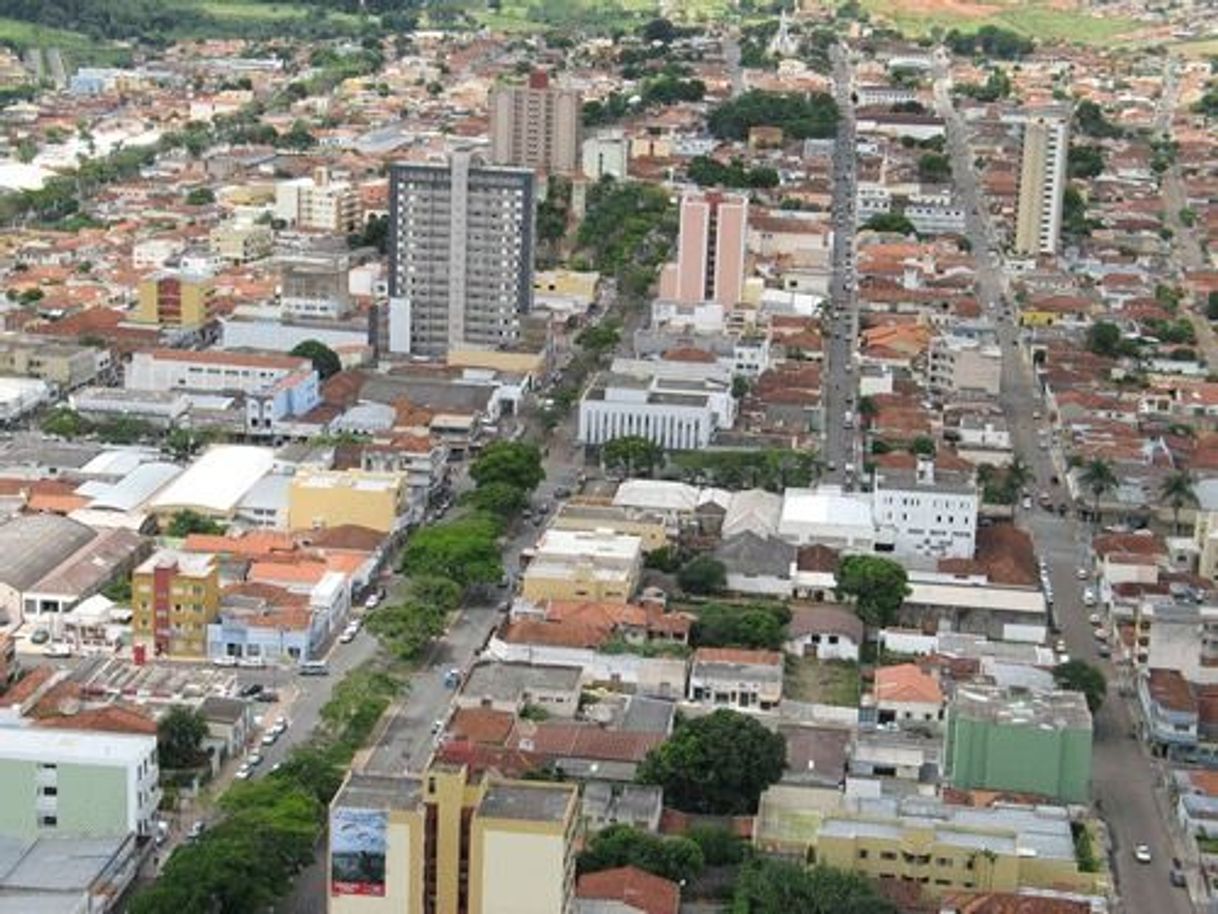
[330,806,388,897]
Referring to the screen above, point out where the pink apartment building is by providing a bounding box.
[660,191,749,307]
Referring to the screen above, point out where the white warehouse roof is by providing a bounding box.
[150,445,275,517]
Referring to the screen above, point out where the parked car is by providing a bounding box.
[255,690,279,704]
[238,656,265,669]
[186,821,206,841]
[44,642,73,659]
[261,731,279,747]
[1076,567,1089,580]
[1089,613,1102,626]
[30,628,50,645]
[247,752,263,767]
[240,683,264,698]
[213,655,238,668]
[299,660,329,677]
[234,764,252,780]
[364,592,381,610]
[1170,868,1187,888]
[339,628,357,644]
[1134,844,1153,864]
[1083,588,1096,607]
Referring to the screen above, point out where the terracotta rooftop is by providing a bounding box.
[35,704,157,735]
[448,707,515,746]
[875,663,943,705]
[577,867,679,914]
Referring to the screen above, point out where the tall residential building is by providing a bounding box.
[132,549,220,658]
[387,153,535,357]
[1013,114,1069,256]
[327,764,578,914]
[0,726,160,839]
[666,191,748,306]
[134,269,216,327]
[275,167,362,234]
[489,71,582,173]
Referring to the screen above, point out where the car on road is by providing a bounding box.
[1077,567,1089,580]
[431,718,445,737]
[234,763,252,780]
[1089,613,1103,626]
[364,592,381,610]
[238,656,265,669]
[261,731,279,746]
[1097,644,1111,658]
[1170,867,1187,888]
[240,683,264,698]
[29,628,49,645]
[186,821,205,841]
[213,655,238,667]
[339,627,357,644]
[247,752,263,766]
[299,660,329,677]
[1134,844,1153,864]
[44,642,73,659]
[1083,588,1096,607]
[273,715,289,734]
[1022,495,1032,510]
[1054,639,1067,654]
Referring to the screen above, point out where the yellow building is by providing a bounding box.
[209,222,274,264]
[135,270,216,327]
[328,764,578,914]
[288,469,407,535]
[548,502,670,552]
[521,529,643,604]
[753,787,1105,899]
[131,550,220,658]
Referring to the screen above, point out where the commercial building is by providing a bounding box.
[210,221,274,264]
[662,191,748,307]
[0,335,110,391]
[288,469,409,534]
[945,685,1093,804]
[581,130,629,181]
[489,71,581,173]
[327,765,578,914]
[778,486,875,550]
[812,795,1102,898]
[577,371,735,451]
[521,529,643,604]
[131,549,220,658]
[871,456,978,560]
[688,647,783,710]
[148,444,275,521]
[0,376,50,422]
[0,726,159,839]
[387,152,536,357]
[134,270,216,327]
[926,333,1002,397]
[280,252,354,319]
[275,167,362,234]
[1014,114,1069,256]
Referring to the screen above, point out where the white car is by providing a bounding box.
[44,641,73,659]
[1083,588,1096,607]
[1076,567,1089,580]
[234,764,252,780]
[213,655,238,668]
[1134,844,1152,864]
[338,629,357,644]
[1088,613,1102,626]
[238,656,265,669]
[364,593,381,610]
[261,731,279,747]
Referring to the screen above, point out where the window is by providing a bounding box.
[41,786,57,797]
[38,815,57,827]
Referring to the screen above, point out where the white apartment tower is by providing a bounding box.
[387,152,536,356]
[1014,114,1069,256]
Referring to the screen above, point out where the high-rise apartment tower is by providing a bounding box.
[489,71,582,173]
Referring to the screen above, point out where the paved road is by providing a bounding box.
[932,52,1196,914]
[822,44,861,485]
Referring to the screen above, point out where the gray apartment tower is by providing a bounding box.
[387,152,535,356]
[489,71,582,173]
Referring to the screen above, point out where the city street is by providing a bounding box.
[932,58,1196,914]
[822,44,861,485]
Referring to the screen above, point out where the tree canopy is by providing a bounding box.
[602,436,665,478]
[677,555,727,595]
[464,481,530,518]
[687,156,780,189]
[470,441,545,492]
[708,90,840,141]
[945,25,1034,59]
[158,705,209,769]
[863,212,916,236]
[1053,659,1107,712]
[165,510,226,538]
[637,709,786,815]
[578,824,704,883]
[733,858,897,914]
[289,339,341,380]
[401,515,503,587]
[692,602,790,650]
[835,555,910,630]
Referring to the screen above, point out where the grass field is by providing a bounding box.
[852,0,1145,46]
[197,0,362,26]
[1173,37,1218,58]
[0,16,98,51]
[785,657,862,707]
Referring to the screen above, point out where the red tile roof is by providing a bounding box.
[577,867,680,914]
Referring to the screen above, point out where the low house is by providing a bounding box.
[458,662,583,718]
[199,695,252,766]
[1138,667,1198,752]
[713,531,796,597]
[688,648,783,711]
[785,605,864,661]
[873,663,944,726]
[581,782,664,833]
[576,866,680,914]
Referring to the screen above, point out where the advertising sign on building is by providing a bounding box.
[330,806,388,896]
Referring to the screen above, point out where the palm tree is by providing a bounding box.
[1161,469,1197,534]
[1080,459,1118,525]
